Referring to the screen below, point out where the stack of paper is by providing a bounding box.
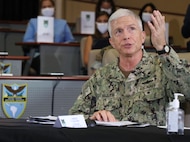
[95,120,150,127]
[27,115,57,124]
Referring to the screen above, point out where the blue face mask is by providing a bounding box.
[41,7,54,17]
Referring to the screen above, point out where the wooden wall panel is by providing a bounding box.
[61,0,189,47]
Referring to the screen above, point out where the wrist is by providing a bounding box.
[156,44,171,55]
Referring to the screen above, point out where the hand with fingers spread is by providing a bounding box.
[147,10,166,50]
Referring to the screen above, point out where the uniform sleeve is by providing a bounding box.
[23,19,36,42]
[159,48,190,100]
[68,77,96,119]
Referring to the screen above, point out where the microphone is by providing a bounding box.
[51,75,63,116]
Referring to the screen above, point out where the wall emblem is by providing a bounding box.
[0,62,11,74]
[2,83,27,118]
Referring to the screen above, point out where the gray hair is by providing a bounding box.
[108,8,143,37]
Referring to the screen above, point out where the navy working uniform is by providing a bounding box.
[69,48,190,126]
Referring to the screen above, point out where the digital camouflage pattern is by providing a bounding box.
[69,48,190,126]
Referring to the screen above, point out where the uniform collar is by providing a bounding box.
[107,49,154,82]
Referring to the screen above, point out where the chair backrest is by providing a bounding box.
[88,49,101,75]
[102,48,119,66]
[80,37,87,68]
[88,48,119,76]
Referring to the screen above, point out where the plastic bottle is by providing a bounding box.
[166,93,184,135]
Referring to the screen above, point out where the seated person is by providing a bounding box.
[23,0,74,75]
[69,8,190,126]
[95,0,116,16]
[139,3,157,46]
[83,11,110,74]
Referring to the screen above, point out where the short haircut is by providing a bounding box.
[108,8,143,37]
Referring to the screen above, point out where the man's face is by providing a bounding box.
[109,15,145,57]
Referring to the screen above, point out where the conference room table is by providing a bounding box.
[0,118,189,142]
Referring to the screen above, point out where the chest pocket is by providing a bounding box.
[133,73,164,102]
[137,87,164,102]
[96,95,121,111]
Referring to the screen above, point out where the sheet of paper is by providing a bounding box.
[29,115,57,120]
[26,115,57,125]
[95,120,138,126]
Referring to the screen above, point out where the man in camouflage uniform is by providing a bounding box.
[69,8,190,126]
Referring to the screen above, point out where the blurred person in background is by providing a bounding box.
[139,3,157,46]
[83,11,110,74]
[95,0,116,16]
[23,0,74,75]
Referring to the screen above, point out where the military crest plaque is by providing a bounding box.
[2,83,27,118]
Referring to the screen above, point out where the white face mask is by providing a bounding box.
[142,12,152,22]
[41,7,54,17]
[100,8,112,15]
[96,22,108,34]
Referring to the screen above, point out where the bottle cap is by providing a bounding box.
[172,93,184,109]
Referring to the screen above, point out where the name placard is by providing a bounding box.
[37,16,54,43]
[53,115,87,128]
[81,11,95,34]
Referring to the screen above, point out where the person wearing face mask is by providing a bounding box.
[139,3,157,47]
[23,0,74,75]
[23,0,74,43]
[83,11,110,74]
[95,0,116,16]
[96,22,108,35]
